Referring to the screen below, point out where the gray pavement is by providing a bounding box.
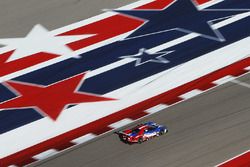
[33,74,250,167]
[0,0,136,38]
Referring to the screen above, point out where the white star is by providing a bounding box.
[0,24,94,62]
[120,48,173,66]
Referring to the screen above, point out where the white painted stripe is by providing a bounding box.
[105,66,181,98]
[213,75,236,85]
[86,57,134,79]
[145,104,168,114]
[1,36,249,159]
[213,12,250,30]
[71,133,97,145]
[244,66,250,71]
[32,149,58,160]
[180,89,203,99]
[231,79,250,88]
[108,118,133,129]
[148,33,199,54]
[198,0,224,10]
[8,165,18,167]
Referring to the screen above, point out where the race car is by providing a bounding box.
[116,121,168,144]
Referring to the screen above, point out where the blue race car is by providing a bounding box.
[117,121,168,144]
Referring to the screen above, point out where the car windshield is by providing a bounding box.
[147,126,156,131]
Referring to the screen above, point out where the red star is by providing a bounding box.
[0,73,115,120]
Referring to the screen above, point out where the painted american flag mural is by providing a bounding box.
[0,0,249,166]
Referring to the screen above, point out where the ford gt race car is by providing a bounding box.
[116,122,168,144]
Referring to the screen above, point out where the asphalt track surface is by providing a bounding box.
[0,0,136,38]
[31,73,250,167]
[1,0,250,167]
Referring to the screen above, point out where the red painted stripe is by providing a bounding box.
[136,0,213,9]
[0,52,58,77]
[195,0,213,5]
[54,142,75,151]
[128,111,148,120]
[163,97,183,105]
[13,157,36,167]
[61,15,143,51]
[198,82,216,91]
[233,69,249,77]
[136,0,174,10]
[93,126,113,135]
[2,57,249,167]
[218,151,250,167]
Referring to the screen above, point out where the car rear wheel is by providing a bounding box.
[138,138,143,144]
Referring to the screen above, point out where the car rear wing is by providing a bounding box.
[115,131,130,137]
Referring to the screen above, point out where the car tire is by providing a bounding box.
[159,131,164,135]
[160,129,168,135]
[138,138,143,144]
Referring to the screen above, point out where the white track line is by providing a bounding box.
[71,133,97,145]
[32,149,58,160]
[198,0,225,10]
[244,66,250,71]
[180,89,203,99]
[231,79,250,88]
[145,104,169,114]
[108,118,133,129]
[213,75,236,85]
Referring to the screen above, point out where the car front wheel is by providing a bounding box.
[160,129,168,135]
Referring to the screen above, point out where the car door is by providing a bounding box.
[144,126,157,138]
